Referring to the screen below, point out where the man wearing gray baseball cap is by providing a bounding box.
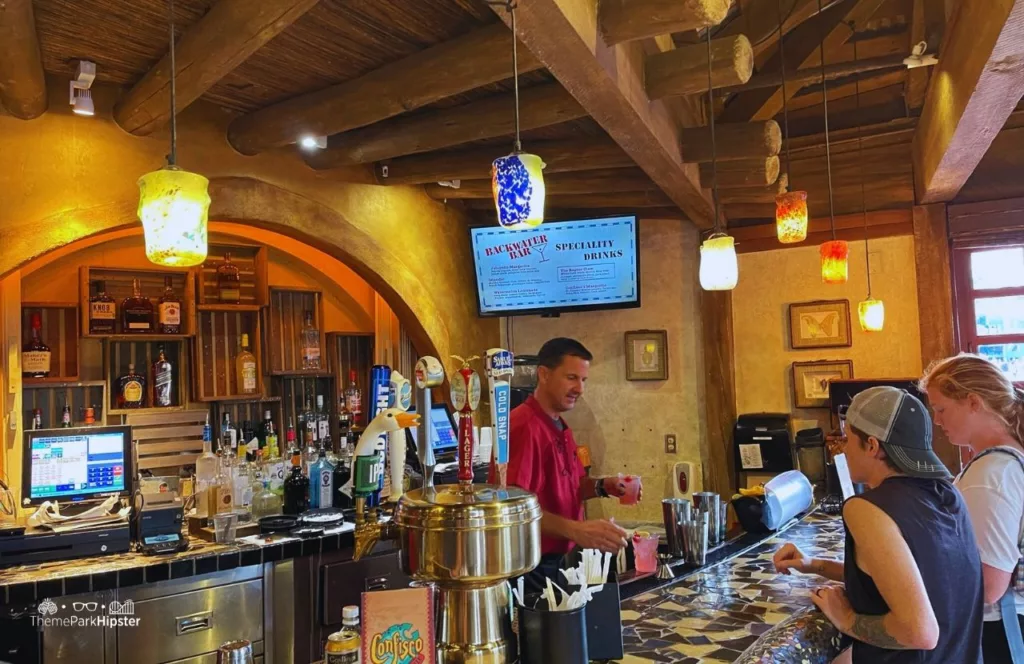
[775,386,984,663]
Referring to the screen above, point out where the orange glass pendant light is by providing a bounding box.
[820,240,849,284]
[775,191,808,243]
[858,299,885,332]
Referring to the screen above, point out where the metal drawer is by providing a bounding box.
[118,579,263,664]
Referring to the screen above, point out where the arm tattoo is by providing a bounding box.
[847,614,911,650]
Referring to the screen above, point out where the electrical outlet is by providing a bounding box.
[665,434,677,454]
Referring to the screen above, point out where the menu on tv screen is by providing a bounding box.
[470,216,640,316]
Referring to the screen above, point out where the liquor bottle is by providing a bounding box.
[283,453,310,515]
[234,452,253,511]
[122,278,154,334]
[22,313,51,379]
[316,394,330,442]
[89,280,116,334]
[332,446,353,509]
[302,398,317,475]
[60,405,72,428]
[31,408,42,430]
[343,370,362,426]
[324,605,361,663]
[236,333,258,394]
[252,480,283,519]
[152,347,173,407]
[195,415,218,518]
[118,363,146,408]
[221,413,237,456]
[300,310,321,370]
[157,277,181,334]
[217,252,241,303]
[286,417,297,454]
[264,410,279,459]
[309,446,335,510]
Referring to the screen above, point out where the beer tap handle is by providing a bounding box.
[486,348,514,489]
[450,356,481,488]
[414,357,444,489]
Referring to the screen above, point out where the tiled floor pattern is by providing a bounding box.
[615,513,844,663]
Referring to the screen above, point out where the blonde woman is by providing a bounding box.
[921,354,1024,663]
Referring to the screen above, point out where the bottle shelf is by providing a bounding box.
[193,243,269,307]
[196,304,263,312]
[24,380,107,429]
[266,287,325,375]
[23,379,106,389]
[79,266,196,337]
[108,405,189,416]
[193,309,265,401]
[86,334,192,341]
[106,339,188,412]
[21,302,80,382]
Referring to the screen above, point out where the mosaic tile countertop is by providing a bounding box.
[615,512,845,664]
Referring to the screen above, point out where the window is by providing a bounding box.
[952,243,1024,384]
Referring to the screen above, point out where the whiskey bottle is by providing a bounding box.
[118,363,146,409]
[343,370,363,426]
[122,278,154,334]
[30,408,43,430]
[157,277,181,334]
[300,310,321,370]
[60,405,72,428]
[283,453,310,515]
[217,252,241,303]
[236,333,258,394]
[152,347,173,407]
[89,280,116,334]
[22,313,51,379]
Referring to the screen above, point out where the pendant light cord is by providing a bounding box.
[818,0,835,238]
[510,1,522,153]
[167,0,177,167]
[851,23,872,297]
[776,0,792,186]
[706,28,721,232]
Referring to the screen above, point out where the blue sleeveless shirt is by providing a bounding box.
[843,476,984,664]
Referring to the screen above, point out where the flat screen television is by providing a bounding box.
[469,215,641,317]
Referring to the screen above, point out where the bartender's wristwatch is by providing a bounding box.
[595,477,610,498]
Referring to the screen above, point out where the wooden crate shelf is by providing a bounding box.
[126,409,208,472]
[23,380,107,429]
[21,302,80,382]
[213,398,284,451]
[194,309,265,401]
[327,332,374,427]
[266,287,326,375]
[106,339,189,414]
[193,243,269,307]
[80,266,196,337]
[272,375,337,444]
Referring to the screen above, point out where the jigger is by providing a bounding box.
[217,640,254,664]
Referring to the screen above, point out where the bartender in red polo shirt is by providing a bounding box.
[493,338,639,581]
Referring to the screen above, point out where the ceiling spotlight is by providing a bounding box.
[299,135,327,150]
[903,41,938,69]
[69,60,97,116]
[437,180,461,189]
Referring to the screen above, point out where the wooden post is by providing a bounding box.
[0,0,47,119]
[598,0,731,45]
[646,35,754,100]
[719,173,789,203]
[701,289,736,496]
[114,0,318,136]
[699,156,780,188]
[304,83,586,169]
[375,137,632,185]
[680,121,782,162]
[913,203,960,472]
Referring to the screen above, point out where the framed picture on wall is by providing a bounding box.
[625,330,668,381]
[792,360,854,408]
[789,299,852,349]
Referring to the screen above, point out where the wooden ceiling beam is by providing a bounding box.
[462,190,674,209]
[114,0,318,136]
[913,0,1024,204]
[599,0,731,45]
[646,35,754,99]
[719,0,885,123]
[424,167,655,199]
[728,208,913,252]
[699,156,780,187]
[374,137,632,186]
[680,120,781,162]
[488,0,714,226]
[715,0,818,54]
[0,0,47,119]
[718,173,789,203]
[227,23,543,155]
[906,0,947,109]
[720,53,916,95]
[304,83,586,169]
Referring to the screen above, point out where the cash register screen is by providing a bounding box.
[23,426,132,504]
[407,403,459,454]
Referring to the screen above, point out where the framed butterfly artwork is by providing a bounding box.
[793,360,854,409]
[788,300,852,349]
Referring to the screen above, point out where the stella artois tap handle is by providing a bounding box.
[450,355,481,487]
[414,356,445,489]
[485,348,514,488]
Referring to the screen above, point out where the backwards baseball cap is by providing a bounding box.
[846,386,950,479]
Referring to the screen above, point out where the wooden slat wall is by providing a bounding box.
[23,381,106,429]
[127,409,208,472]
[267,288,324,374]
[195,310,262,400]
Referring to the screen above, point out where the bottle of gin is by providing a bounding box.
[118,363,146,408]
[152,347,173,407]
[157,277,181,334]
[316,394,330,442]
[22,313,51,379]
[122,278,154,334]
[89,280,116,334]
[217,252,241,303]
[236,333,258,394]
[300,310,321,370]
[309,446,335,510]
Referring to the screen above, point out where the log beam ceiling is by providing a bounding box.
[424,168,656,200]
[599,0,730,45]
[912,0,1024,203]
[0,0,47,119]
[227,22,544,155]
[645,35,753,100]
[114,0,319,136]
